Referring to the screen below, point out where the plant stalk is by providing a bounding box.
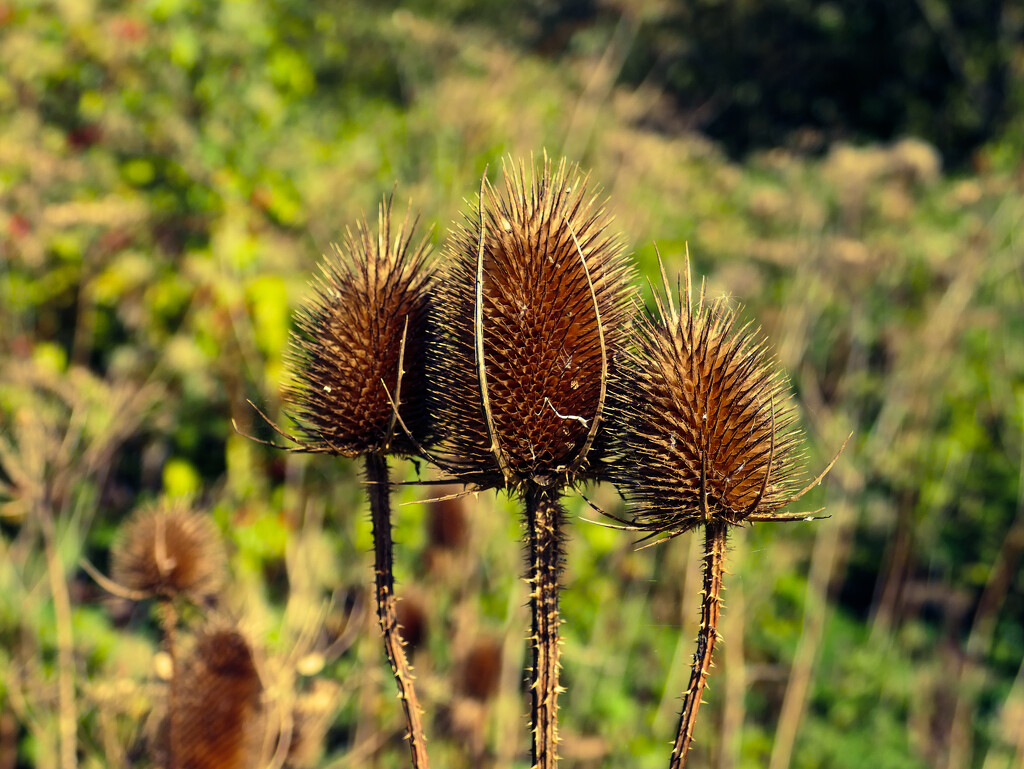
[670,521,728,769]
[365,452,430,769]
[38,505,78,769]
[525,484,565,769]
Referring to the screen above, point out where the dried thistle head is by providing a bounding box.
[611,255,825,539]
[286,679,342,768]
[429,157,635,490]
[111,502,226,603]
[168,623,264,769]
[283,196,433,457]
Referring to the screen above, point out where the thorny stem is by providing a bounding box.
[670,521,728,769]
[365,452,430,769]
[525,484,565,769]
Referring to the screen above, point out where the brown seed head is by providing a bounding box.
[427,491,469,551]
[169,624,264,769]
[458,636,503,702]
[283,197,433,457]
[429,157,635,490]
[111,502,226,603]
[611,255,808,536]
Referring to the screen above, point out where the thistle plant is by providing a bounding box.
[102,502,227,691]
[110,502,226,607]
[164,623,264,769]
[610,255,846,768]
[423,157,634,768]
[266,197,435,768]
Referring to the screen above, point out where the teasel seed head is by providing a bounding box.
[283,196,434,457]
[168,623,264,769]
[111,501,226,604]
[428,156,635,491]
[610,254,816,538]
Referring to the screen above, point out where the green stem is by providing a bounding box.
[365,452,430,769]
[670,521,728,769]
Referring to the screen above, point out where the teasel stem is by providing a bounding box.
[670,521,728,769]
[365,451,430,769]
[525,484,565,769]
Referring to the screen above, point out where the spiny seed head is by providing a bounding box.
[283,196,433,457]
[610,256,807,536]
[168,624,264,769]
[111,502,226,603]
[429,157,635,490]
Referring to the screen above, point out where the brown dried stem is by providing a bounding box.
[365,452,430,769]
[671,521,728,769]
[525,485,566,769]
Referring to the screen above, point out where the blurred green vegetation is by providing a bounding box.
[1,1,1022,767]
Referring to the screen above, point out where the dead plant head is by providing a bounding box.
[428,156,634,491]
[282,195,434,457]
[111,501,226,604]
[611,254,840,540]
[166,622,264,769]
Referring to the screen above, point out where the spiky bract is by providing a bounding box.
[284,198,433,457]
[429,157,634,490]
[111,502,226,603]
[611,261,806,537]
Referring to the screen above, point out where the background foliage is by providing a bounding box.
[1,1,1022,767]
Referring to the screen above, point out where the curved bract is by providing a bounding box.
[429,157,635,491]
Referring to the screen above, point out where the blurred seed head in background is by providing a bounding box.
[111,501,226,604]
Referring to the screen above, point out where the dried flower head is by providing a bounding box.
[608,254,846,769]
[111,502,226,603]
[428,157,634,490]
[611,255,837,539]
[283,197,433,457]
[168,624,264,769]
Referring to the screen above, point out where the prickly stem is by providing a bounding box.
[525,484,565,769]
[670,521,728,769]
[366,452,431,769]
